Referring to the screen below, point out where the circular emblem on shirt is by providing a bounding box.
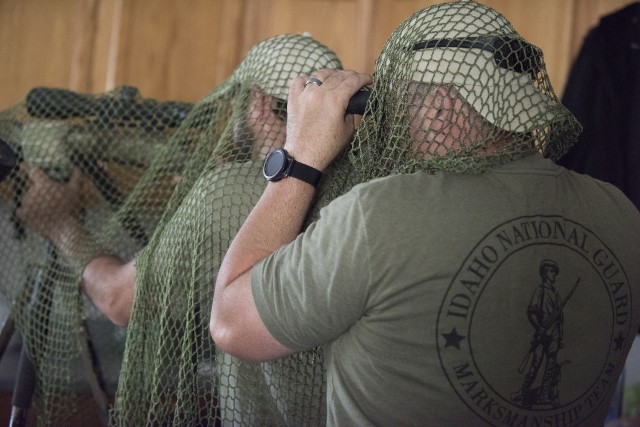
[436,215,633,426]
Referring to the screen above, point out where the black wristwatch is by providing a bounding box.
[263,148,323,188]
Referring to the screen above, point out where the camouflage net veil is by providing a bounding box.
[0,33,357,426]
[350,0,582,178]
[0,84,192,425]
[111,33,358,427]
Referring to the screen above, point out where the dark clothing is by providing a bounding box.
[557,2,640,210]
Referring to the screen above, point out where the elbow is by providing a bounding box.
[107,306,131,328]
[209,297,224,347]
[103,293,132,327]
[209,314,219,344]
[210,272,233,349]
[209,296,244,358]
[95,278,133,327]
[82,256,134,327]
[209,326,267,364]
[209,315,234,356]
[210,270,276,362]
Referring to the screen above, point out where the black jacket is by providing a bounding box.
[557,2,640,210]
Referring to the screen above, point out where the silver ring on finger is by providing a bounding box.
[304,77,323,87]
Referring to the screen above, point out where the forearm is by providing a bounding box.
[46,218,103,266]
[81,256,136,327]
[48,219,136,327]
[16,166,136,326]
[217,177,315,290]
[211,177,314,360]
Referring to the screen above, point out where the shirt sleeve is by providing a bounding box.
[251,189,371,351]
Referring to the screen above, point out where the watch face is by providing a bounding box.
[263,149,288,181]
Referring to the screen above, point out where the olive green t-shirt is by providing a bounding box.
[253,154,640,426]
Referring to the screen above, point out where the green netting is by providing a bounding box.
[349,0,581,177]
[0,34,357,426]
[0,83,191,425]
[0,1,584,425]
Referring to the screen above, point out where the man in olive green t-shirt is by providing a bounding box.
[212,3,640,426]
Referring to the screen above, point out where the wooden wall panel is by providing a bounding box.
[0,0,80,109]
[111,0,243,102]
[240,0,371,73]
[0,0,635,111]
[69,0,115,93]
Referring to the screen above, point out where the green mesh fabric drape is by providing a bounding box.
[111,33,361,426]
[349,1,581,178]
[0,85,192,425]
[0,33,361,426]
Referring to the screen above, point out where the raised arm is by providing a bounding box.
[211,69,372,362]
[17,166,136,326]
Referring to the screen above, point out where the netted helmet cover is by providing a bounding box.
[351,0,582,177]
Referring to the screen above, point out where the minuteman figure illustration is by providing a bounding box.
[513,260,579,408]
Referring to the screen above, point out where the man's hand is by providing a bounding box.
[284,69,372,171]
[17,165,136,327]
[17,166,85,241]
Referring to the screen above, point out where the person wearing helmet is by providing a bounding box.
[16,34,345,425]
[212,2,640,425]
[17,34,342,327]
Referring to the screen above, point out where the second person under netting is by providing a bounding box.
[12,34,360,425]
[211,1,640,426]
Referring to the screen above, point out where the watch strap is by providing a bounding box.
[288,158,323,188]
